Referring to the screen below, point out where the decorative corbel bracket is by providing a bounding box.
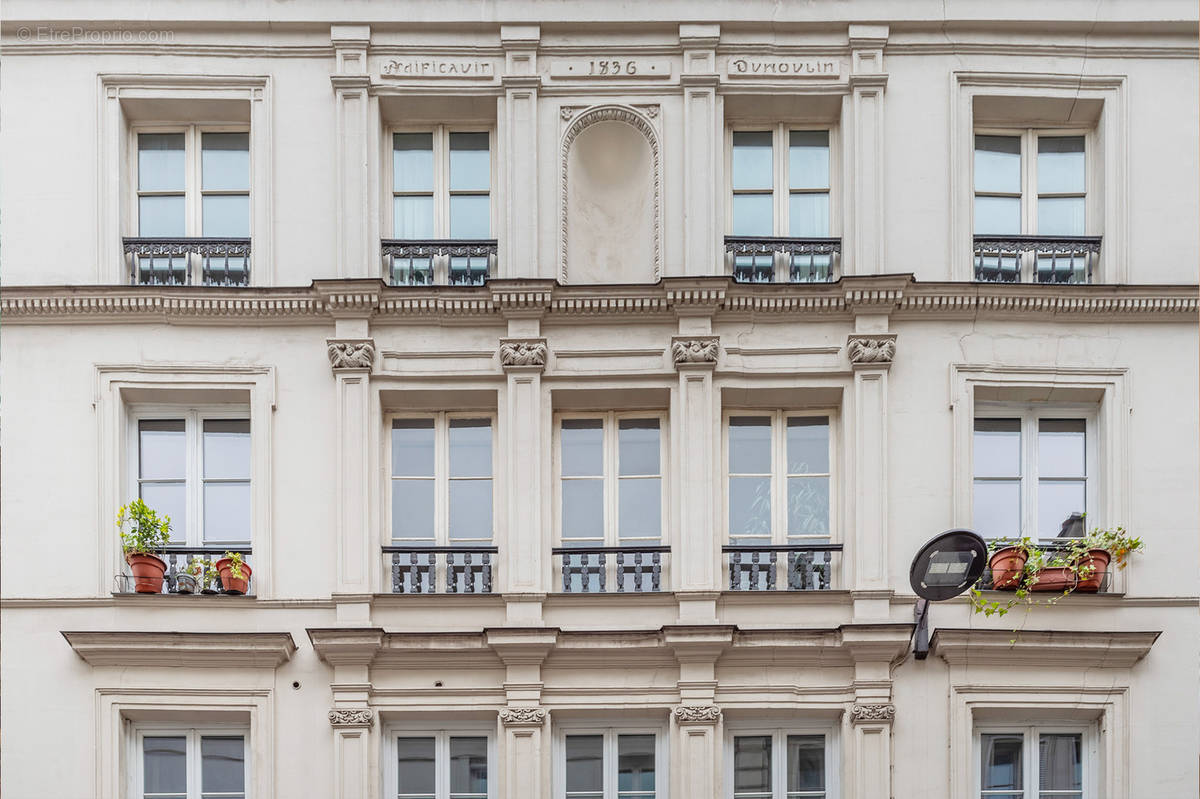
[328,707,375,728]
[846,333,897,370]
[850,703,895,725]
[670,335,720,368]
[499,706,548,727]
[672,705,722,725]
[327,339,376,371]
[499,337,548,371]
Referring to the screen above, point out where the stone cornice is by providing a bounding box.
[307,627,386,666]
[62,631,296,668]
[931,628,1161,669]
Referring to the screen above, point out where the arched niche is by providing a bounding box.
[560,105,660,283]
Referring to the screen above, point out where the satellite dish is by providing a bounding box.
[908,529,988,601]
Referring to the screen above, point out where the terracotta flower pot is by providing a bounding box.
[125,553,167,594]
[1074,548,1111,593]
[215,558,252,595]
[988,546,1028,589]
[1029,566,1077,592]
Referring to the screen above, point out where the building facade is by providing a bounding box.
[2,2,1198,797]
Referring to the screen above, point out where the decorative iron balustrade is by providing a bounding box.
[381,239,497,286]
[551,546,669,593]
[723,544,842,591]
[973,235,1102,284]
[725,236,841,284]
[383,545,498,594]
[123,237,252,287]
[975,539,1113,592]
[113,546,253,595]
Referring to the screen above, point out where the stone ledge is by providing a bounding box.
[930,628,1160,668]
[62,630,297,668]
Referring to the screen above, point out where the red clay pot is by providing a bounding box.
[1074,549,1111,593]
[125,553,167,594]
[215,558,252,595]
[988,546,1028,589]
[1029,566,1078,592]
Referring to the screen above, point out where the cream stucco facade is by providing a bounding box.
[1,2,1198,798]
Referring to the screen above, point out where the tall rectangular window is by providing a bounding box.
[980,729,1085,799]
[564,730,658,799]
[731,732,829,799]
[397,733,489,799]
[139,730,246,799]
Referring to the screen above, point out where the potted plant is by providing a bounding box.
[176,557,216,595]
[117,498,172,594]
[1070,526,1143,593]
[986,538,1033,588]
[215,552,252,595]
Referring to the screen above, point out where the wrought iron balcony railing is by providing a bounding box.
[723,544,842,591]
[381,239,497,287]
[123,237,251,287]
[113,546,253,595]
[973,235,1101,284]
[552,545,669,593]
[383,545,498,594]
[725,236,841,284]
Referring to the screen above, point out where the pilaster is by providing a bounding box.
[491,627,556,799]
[310,627,385,799]
[671,332,720,600]
[670,705,723,799]
[679,24,722,276]
[845,24,888,275]
[331,25,374,278]
[501,25,541,278]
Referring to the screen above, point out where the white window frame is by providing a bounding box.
[554,723,668,799]
[132,723,250,799]
[723,724,839,799]
[384,724,497,799]
[387,412,497,546]
[387,125,496,238]
[723,410,838,546]
[973,403,1097,541]
[973,127,1093,237]
[974,723,1096,799]
[553,411,669,548]
[126,404,252,548]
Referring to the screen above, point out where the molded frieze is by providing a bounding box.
[327,339,376,370]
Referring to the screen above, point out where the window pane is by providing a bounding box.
[974,135,1021,193]
[730,417,771,474]
[204,482,251,543]
[619,419,660,476]
[202,194,250,237]
[201,132,250,191]
[562,479,604,541]
[974,419,1021,478]
[1038,481,1085,538]
[397,737,436,796]
[450,132,490,191]
[392,419,435,477]
[733,735,771,794]
[138,133,185,192]
[449,480,492,540]
[789,192,829,237]
[619,477,661,539]
[449,195,490,238]
[789,130,829,189]
[140,420,186,479]
[139,482,186,542]
[143,736,187,795]
[1037,136,1085,194]
[562,419,603,476]
[565,735,603,794]
[139,195,187,237]
[450,419,492,478]
[1038,420,1085,478]
[982,733,1024,791]
[1037,197,1084,236]
[203,419,251,479]
[394,132,434,192]
[730,476,771,538]
[974,480,1021,539]
[392,479,435,540]
[732,131,773,190]
[788,476,830,536]
[786,735,825,792]
[201,735,245,795]
[394,195,435,238]
[974,195,1021,235]
[450,736,488,795]
[732,194,773,237]
[1038,733,1082,791]
[618,734,656,794]
[787,417,829,474]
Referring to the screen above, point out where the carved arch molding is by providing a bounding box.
[559,104,662,283]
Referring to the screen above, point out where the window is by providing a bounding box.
[134,128,250,286]
[137,729,247,799]
[730,731,831,799]
[133,412,251,546]
[563,730,658,799]
[979,728,1088,799]
[396,733,490,799]
[973,131,1090,283]
[972,411,1092,540]
[729,127,834,283]
[390,128,493,286]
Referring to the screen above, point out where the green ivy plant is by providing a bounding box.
[221,551,247,580]
[117,498,171,556]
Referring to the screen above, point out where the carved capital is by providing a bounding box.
[850,703,895,724]
[670,336,720,367]
[327,339,376,371]
[846,334,896,369]
[672,705,722,724]
[499,338,548,370]
[499,706,548,727]
[328,708,375,727]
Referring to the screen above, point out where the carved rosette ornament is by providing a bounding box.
[672,705,722,724]
[499,706,548,727]
[850,704,895,724]
[670,336,720,367]
[328,708,375,727]
[327,339,376,370]
[846,335,897,369]
[499,338,548,370]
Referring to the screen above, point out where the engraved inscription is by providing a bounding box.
[551,60,671,79]
[380,59,494,78]
[727,57,841,78]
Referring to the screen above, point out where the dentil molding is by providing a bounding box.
[499,706,548,726]
[327,339,376,370]
[847,334,897,367]
[673,705,722,724]
[328,708,375,727]
[499,338,548,369]
[850,703,896,724]
[671,336,720,366]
